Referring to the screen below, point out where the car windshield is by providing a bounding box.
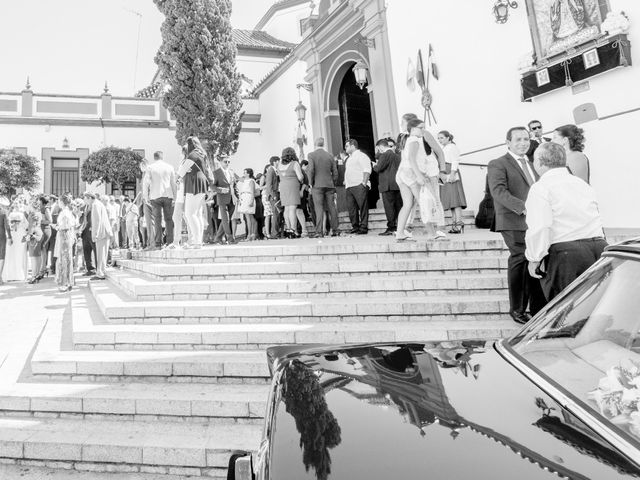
[509,255,640,446]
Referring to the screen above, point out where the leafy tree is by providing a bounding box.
[81,147,143,192]
[154,0,243,161]
[282,360,342,480]
[0,149,40,197]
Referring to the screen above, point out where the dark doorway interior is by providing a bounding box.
[338,65,378,208]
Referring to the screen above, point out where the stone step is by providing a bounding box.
[0,415,260,477]
[118,255,508,281]
[89,280,509,326]
[109,269,508,301]
[0,382,268,424]
[130,236,507,264]
[73,317,518,350]
[306,210,478,234]
[31,317,270,383]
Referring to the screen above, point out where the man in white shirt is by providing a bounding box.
[344,139,372,235]
[143,151,177,249]
[525,142,606,301]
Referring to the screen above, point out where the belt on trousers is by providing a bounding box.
[550,237,605,250]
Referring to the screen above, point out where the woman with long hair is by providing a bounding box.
[238,168,258,241]
[438,130,467,233]
[553,124,590,184]
[181,136,210,249]
[54,194,77,292]
[278,147,305,238]
[396,118,447,241]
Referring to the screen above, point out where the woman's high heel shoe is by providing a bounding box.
[448,221,465,234]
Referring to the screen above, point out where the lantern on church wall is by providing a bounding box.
[352,60,369,90]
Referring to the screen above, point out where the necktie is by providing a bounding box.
[518,157,534,186]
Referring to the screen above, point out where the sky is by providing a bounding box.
[0,0,274,96]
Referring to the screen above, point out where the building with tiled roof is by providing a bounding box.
[232,29,296,54]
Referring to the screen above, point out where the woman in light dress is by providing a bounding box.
[395,117,447,241]
[553,124,590,184]
[238,168,258,241]
[53,194,77,292]
[438,130,467,234]
[2,207,29,283]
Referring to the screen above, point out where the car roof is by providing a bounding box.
[604,237,640,256]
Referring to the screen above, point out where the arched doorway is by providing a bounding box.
[337,64,378,209]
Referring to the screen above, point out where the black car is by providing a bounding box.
[230,241,640,479]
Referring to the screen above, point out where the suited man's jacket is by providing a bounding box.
[91,200,113,242]
[212,168,236,205]
[487,153,539,232]
[307,148,338,189]
[373,150,401,192]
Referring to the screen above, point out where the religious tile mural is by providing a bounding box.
[526,0,610,64]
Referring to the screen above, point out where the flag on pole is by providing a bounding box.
[406,58,416,92]
[429,43,440,81]
[416,49,426,90]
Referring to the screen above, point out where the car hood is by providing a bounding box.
[264,341,640,480]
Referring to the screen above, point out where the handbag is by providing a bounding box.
[419,184,436,225]
[475,175,495,230]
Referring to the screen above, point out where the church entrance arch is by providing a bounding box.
[324,55,378,209]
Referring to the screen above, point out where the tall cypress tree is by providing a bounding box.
[154,0,243,160]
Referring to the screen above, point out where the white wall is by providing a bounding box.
[386,0,640,228]
[237,54,286,85]
[1,123,182,192]
[261,4,311,43]
[231,60,312,175]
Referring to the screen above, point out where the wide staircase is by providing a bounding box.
[0,210,521,477]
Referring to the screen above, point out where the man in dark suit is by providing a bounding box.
[488,126,546,324]
[373,138,402,236]
[212,157,237,244]
[80,193,96,276]
[307,138,339,237]
[264,156,281,238]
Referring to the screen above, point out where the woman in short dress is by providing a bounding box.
[181,137,210,248]
[238,168,258,241]
[396,118,447,241]
[54,194,77,292]
[438,130,467,234]
[278,147,305,238]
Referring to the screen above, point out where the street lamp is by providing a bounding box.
[295,101,307,122]
[352,60,369,90]
[493,0,518,24]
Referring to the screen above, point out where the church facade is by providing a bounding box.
[241,0,639,228]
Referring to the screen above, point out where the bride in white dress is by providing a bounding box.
[2,210,29,282]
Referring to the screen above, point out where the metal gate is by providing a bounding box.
[51,158,80,197]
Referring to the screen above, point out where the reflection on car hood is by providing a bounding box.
[266,341,640,480]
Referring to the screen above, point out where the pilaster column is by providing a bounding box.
[360,3,399,137]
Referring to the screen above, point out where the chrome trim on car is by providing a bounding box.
[495,339,640,465]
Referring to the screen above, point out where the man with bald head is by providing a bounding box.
[525,142,606,302]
